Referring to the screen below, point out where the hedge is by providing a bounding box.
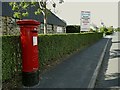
[2,33,103,82]
[2,36,21,82]
[66,25,80,33]
[100,27,114,35]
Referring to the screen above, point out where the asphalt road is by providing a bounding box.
[95,32,120,89]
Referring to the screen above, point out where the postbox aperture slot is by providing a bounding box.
[31,30,38,32]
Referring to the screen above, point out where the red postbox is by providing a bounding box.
[17,19,40,87]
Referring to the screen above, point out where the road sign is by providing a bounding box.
[81,11,91,31]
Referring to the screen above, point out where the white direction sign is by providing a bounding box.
[81,11,91,31]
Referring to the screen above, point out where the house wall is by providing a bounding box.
[2,16,20,35]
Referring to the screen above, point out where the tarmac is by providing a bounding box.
[23,33,111,89]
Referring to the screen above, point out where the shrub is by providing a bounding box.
[100,27,108,33]
[100,26,113,35]
[105,26,114,35]
[118,27,120,31]
[66,25,80,33]
[115,27,120,32]
[2,36,21,81]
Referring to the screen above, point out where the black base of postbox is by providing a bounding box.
[22,70,39,87]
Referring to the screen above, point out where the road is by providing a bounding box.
[95,32,120,88]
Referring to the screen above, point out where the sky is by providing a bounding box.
[48,0,119,28]
[118,2,120,27]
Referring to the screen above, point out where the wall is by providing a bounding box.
[2,16,20,35]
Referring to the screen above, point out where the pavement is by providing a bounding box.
[95,32,120,88]
[23,34,110,89]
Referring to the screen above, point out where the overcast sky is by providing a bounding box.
[49,0,119,28]
[118,1,120,27]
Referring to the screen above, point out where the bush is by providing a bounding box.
[105,27,114,35]
[115,27,120,32]
[105,30,113,35]
[118,27,120,31]
[2,36,21,82]
[100,27,108,33]
[2,33,103,82]
[100,26,113,35]
[66,25,80,33]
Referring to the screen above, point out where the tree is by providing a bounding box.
[9,2,37,19]
[9,0,64,34]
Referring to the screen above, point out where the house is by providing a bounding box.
[1,2,66,35]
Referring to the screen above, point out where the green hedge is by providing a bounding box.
[2,36,21,82]
[66,25,80,33]
[2,33,103,82]
[100,26,114,35]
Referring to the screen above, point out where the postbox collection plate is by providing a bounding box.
[33,36,37,46]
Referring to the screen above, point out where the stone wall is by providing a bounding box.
[2,16,20,35]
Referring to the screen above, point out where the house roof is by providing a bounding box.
[2,2,66,26]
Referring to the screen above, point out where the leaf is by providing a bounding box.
[38,8,42,13]
[22,12,28,17]
[12,5,19,11]
[13,12,21,19]
[9,2,13,6]
[19,2,24,7]
[35,11,38,15]
[34,8,42,15]
[31,2,37,6]
[22,3,29,9]
[12,3,19,11]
